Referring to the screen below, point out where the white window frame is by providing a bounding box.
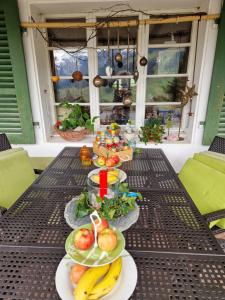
[45,12,197,136]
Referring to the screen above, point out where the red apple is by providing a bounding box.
[74,228,94,250]
[97,156,106,166]
[105,158,115,167]
[98,228,118,251]
[70,264,88,284]
[110,155,120,164]
[92,218,109,234]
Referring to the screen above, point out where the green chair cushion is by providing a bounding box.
[0,148,36,209]
[193,151,225,174]
[179,158,225,229]
[30,157,53,171]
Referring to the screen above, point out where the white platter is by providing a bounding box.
[55,249,137,300]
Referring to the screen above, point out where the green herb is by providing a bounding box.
[139,116,165,144]
[75,192,94,218]
[58,102,99,133]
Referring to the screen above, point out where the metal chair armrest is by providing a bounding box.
[203,209,225,223]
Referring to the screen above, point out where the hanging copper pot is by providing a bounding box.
[72,71,83,81]
[123,94,133,107]
[133,70,139,82]
[140,56,148,66]
[93,75,104,88]
[115,52,122,62]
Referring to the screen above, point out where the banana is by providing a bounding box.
[88,257,122,299]
[74,264,110,300]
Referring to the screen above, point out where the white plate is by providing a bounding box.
[88,168,127,183]
[55,250,137,300]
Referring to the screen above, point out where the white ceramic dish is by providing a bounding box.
[88,168,127,183]
[55,249,137,300]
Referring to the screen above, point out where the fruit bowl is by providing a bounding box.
[93,158,122,168]
[65,224,125,267]
[55,250,137,300]
[88,168,127,185]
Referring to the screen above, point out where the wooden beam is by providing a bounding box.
[21,14,220,29]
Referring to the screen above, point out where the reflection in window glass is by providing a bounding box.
[145,105,181,128]
[147,47,189,75]
[56,105,90,122]
[54,79,89,103]
[51,49,88,76]
[97,17,138,46]
[100,105,135,125]
[149,22,192,44]
[98,49,136,76]
[146,77,187,102]
[99,78,136,103]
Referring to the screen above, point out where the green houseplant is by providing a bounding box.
[54,102,98,141]
[139,116,165,144]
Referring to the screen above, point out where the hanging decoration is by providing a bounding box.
[72,57,83,81]
[93,75,104,88]
[105,25,113,76]
[177,84,198,140]
[72,71,83,81]
[139,56,148,66]
[115,27,123,66]
[133,25,139,82]
[51,75,60,83]
[123,93,133,107]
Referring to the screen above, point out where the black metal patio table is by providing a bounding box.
[0,147,225,300]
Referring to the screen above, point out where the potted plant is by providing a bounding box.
[139,116,165,144]
[54,103,98,141]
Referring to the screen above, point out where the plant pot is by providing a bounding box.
[54,126,90,141]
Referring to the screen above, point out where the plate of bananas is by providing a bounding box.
[55,250,137,300]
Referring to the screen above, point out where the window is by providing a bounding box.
[145,21,194,128]
[46,15,197,141]
[47,18,90,121]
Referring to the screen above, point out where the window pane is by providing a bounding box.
[98,49,136,76]
[147,47,189,75]
[99,78,136,103]
[100,105,135,125]
[54,79,89,103]
[47,18,86,47]
[146,77,187,102]
[145,105,181,128]
[52,49,88,76]
[149,22,192,44]
[97,17,138,46]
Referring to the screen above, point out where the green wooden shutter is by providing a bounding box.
[203,3,225,145]
[0,0,35,144]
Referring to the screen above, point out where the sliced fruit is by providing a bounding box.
[74,264,110,300]
[88,257,122,299]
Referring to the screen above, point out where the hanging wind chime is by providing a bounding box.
[123,26,132,107]
[133,26,139,82]
[72,57,83,81]
[115,27,123,68]
[105,25,113,76]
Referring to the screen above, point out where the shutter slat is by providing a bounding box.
[217,95,225,136]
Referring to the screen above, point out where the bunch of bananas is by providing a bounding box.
[74,257,122,300]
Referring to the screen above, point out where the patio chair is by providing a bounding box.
[209,136,225,154]
[0,133,53,173]
[0,148,36,213]
[179,152,225,251]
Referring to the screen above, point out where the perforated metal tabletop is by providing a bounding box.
[0,147,224,300]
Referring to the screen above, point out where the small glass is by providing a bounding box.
[87,174,119,209]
